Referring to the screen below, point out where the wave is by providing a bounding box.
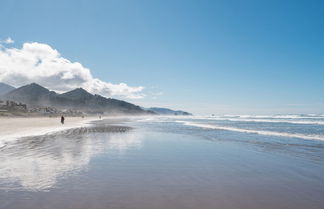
[177,121,324,141]
[222,114,324,119]
[206,117,324,125]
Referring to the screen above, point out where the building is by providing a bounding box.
[0,100,27,112]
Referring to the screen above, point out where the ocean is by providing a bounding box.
[0,115,324,209]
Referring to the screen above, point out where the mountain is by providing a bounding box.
[147,107,192,116]
[3,83,54,105]
[3,83,150,115]
[0,82,15,96]
[59,88,93,100]
[3,83,191,116]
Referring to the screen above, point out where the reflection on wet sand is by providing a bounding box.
[1,119,324,209]
[0,125,141,191]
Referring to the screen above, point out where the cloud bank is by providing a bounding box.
[0,41,144,99]
[0,37,14,44]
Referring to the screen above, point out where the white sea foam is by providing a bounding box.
[177,121,324,141]
[207,117,324,125]
[222,114,324,119]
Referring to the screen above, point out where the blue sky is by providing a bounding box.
[0,0,323,115]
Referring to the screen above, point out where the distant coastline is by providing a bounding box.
[0,82,191,117]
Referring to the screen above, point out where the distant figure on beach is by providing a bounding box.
[61,116,65,124]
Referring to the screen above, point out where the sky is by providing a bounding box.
[0,0,323,115]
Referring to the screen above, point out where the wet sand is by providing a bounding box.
[0,116,96,146]
[0,118,324,209]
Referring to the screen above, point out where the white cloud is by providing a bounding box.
[0,42,145,99]
[1,37,14,44]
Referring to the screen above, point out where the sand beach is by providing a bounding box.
[0,116,96,147]
[0,116,324,209]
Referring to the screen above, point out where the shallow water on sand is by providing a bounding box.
[0,118,324,209]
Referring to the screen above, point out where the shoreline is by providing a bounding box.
[1,116,324,209]
[0,116,98,147]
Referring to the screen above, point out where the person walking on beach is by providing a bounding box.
[61,115,65,124]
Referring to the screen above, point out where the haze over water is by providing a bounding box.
[1,116,324,209]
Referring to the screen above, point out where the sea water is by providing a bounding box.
[0,115,324,209]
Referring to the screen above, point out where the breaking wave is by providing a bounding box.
[177,121,324,141]
[206,117,324,125]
